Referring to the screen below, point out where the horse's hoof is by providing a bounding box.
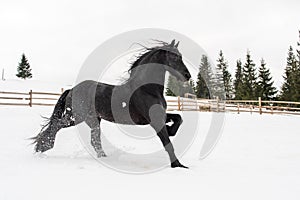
[35,143,49,153]
[97,151,107,158]
[171,160,188,169]
[33,134,55,153]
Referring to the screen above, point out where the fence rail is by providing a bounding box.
[1,90,300,115]
[166,95,300,115]
[0,89,63,107]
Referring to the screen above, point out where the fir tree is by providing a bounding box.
[280,46,298,101]
[211,66,224,99]
[297,30,300,66]
[185,79,196,95]
[16,54,32,79]
[196,73,210,98]
[233,60,243,99]
[242,51,257,100]
[216,50,233,99]
[256,59,277,100]
[295,31,300,100]
[195,55,212,98]
[165,75,195,97]
[165,75,178,96]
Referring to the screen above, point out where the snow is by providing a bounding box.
[0,79,70,92]
[1,80,300,200]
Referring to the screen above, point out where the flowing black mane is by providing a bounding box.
[128,41,181,77]
[128,48,155,73]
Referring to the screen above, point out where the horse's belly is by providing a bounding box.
[98,108,148,125]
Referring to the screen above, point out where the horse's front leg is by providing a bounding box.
[166,113,183,137]
[150,121,187,168]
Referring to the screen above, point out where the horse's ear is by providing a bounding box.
[170,39,175,46]
[175,41,180,48]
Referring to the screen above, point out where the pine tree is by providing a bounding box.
[295,31,300,100]
[280,46,298,100]
[186,79,196,94]
[233,60,243,99]
[165,75,178,96]
[297,30,300,62]
[256,59,277,100]
[196,73,210,98]
[211,66,224,99]
[242,51,257,100]
[165,75,195,97]
[16,54,32,79]
[195,55,212,98]
[280,30,300,101]
[216,50,233,99]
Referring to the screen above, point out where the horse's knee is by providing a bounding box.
[167,114,182,137]
[166,114,182,124]
[176,115,183,125]
[84,114,100,129]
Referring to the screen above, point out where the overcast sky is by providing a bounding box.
[0,0,299,88]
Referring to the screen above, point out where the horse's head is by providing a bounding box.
[129,40,191,82]
[158,40,191,82]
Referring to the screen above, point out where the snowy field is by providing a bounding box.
[1,80,300,200]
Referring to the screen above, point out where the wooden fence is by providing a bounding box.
[1,90,300,115]
[0,89,63,107]
[166,95,300,115]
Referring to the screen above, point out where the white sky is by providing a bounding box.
[0,0,299,88]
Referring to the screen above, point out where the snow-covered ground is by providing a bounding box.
[1,80,300,200]
[0,79,71,92]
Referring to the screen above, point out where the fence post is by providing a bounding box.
[216,96,219,112]
[61,88,64,93]
[258,97,262,115]
[177,96,181,111]
[270,103,273,114]
[237,103,240,114]
[29,90,32,107]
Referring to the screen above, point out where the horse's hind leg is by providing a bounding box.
[34,120,63,153]
[85,116,106,157]
[34,111,79,153]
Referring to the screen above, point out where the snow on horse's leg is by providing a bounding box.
[85,115,107,158]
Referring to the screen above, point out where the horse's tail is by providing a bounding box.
[30,89,71,149]
[49,89,71,121]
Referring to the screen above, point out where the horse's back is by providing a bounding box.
[70,80,113,118]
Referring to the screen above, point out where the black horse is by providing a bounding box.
[32,40,191,168]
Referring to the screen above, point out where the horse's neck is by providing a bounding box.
[126,63,166,96]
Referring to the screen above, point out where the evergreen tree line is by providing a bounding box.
[166,31,300,101]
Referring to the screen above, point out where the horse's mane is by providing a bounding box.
[127,40,179,76]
